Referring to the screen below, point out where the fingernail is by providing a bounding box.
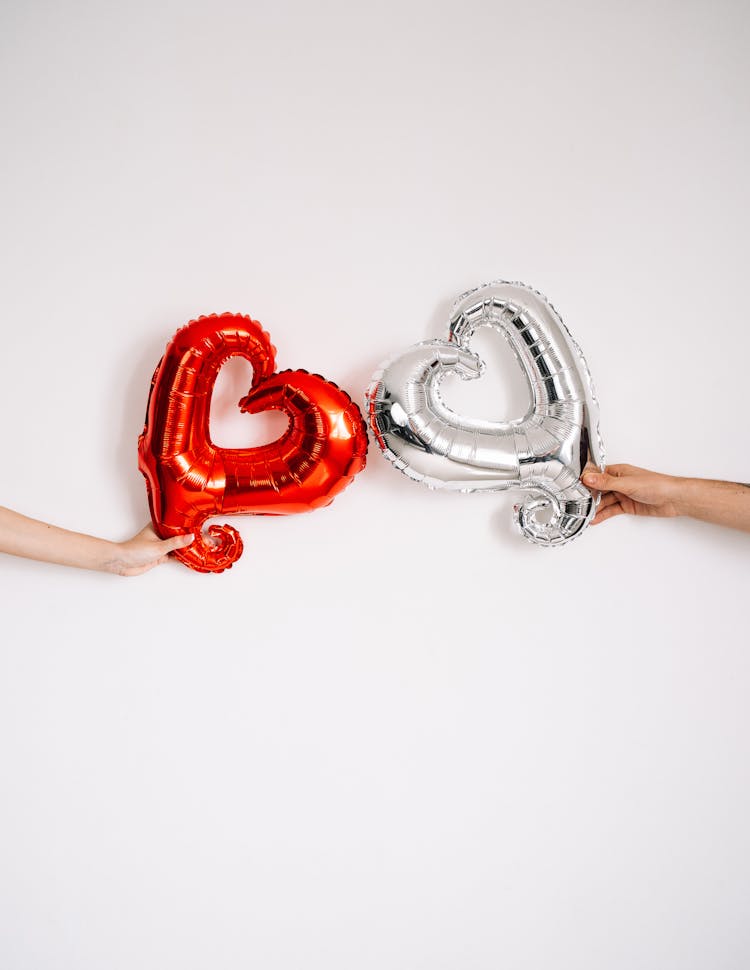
[583,473,598,485]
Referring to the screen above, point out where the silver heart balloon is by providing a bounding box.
[365,281,605,546]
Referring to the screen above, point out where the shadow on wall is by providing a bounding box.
[117,331,166,524]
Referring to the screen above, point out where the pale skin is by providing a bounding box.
[0,506,194,576]
[582,465,750,534]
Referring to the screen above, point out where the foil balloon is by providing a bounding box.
[139,313,368,572]
[366,281,605,546]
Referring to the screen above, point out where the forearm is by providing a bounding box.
[674,479,750,533]
[0,506,119,571]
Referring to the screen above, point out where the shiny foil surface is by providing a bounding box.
[139,313,368,572]
[366,282,605,546]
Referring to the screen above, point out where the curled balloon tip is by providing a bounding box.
[172,523,244,573]
[513,489,598,548]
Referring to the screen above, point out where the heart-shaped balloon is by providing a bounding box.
[139,313,368,572]
[366,281,605,546]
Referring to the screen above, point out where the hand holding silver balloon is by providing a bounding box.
[366,281,605,546]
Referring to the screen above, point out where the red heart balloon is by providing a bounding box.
[138,313,368,573]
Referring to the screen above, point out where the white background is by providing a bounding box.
[1,1,749,968]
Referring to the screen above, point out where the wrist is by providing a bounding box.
[671,476,727,519]
[96,539,124,574]
[667,475,694,516]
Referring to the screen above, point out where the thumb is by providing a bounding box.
[582,470,628,493]
[161,532,195,553]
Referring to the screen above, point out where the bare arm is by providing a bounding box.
[582,465,750,534]
[0,506,194,575]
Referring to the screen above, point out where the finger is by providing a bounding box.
[160,532,195,553]
[591,503,624,525]
[583,470,632,494]
[597,492,621,510]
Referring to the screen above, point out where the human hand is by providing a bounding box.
[582,464,685,526]
[105,524,195,576]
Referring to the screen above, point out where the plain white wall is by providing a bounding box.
[1,1,749,968]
